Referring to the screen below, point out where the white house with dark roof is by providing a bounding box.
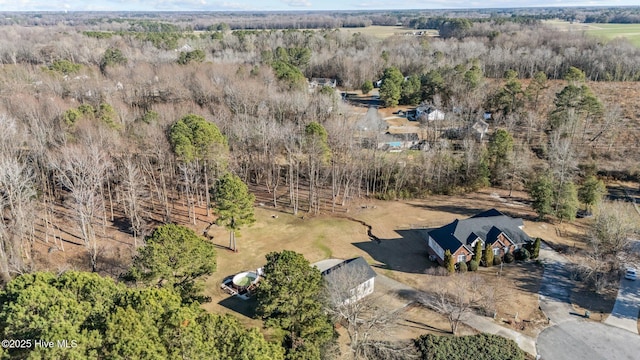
[315,257,376,304]
[425,209,531,265]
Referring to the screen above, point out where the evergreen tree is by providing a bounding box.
[379,67,404,107]
[487,129,514,186]
[400,75,421,105]
[361,80,373,94]
[256,251,333,360]
[0,272,283,359]
[527,174,554,220]
[444,250,455,273]
[578,175,606,212]
[169,114,227,164]
[99,47,127,74]
[483,246,494,268]
[555,181,579,223]
[169,114,228,218]
[473,241,482,263]
[492,70,524,115]
[211,172,256,252]
[126,224,216,302]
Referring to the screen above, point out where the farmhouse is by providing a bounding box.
[425,209,531,265]
[315,257,376,303]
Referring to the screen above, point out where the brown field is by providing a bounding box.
[339,26,437,39]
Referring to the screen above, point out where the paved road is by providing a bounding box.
[537,242,640,359]
[538,245,575,324]
[605,262,640,333]
[537,320,640,360]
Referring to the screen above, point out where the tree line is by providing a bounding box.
[0,15,635,278]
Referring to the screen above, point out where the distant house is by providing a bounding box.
[469,120,489,141]
[309,78,337,89]
[415,106,445,121]
[377,133,419,151]
[425,209,531,265]
[316,257,376,304]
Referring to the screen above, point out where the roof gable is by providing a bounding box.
[428,209,530,253]
[321,257,377,282]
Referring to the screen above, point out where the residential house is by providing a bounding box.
[425,209,531,265]
[377,133,419,151]
[469,120,489,141]
[309,78,337,89]
[415,106,445,121]
[316,257,377,304]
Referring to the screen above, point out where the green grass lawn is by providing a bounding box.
[545,20,640,47]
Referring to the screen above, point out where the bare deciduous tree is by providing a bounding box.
[418,274,488,335]
[579,200,640,292]
[52,144,111,272]
[323,263,407,359]
[118,156,147,246]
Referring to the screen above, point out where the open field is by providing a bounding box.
[339,25,437,39]
[545,20,640,47]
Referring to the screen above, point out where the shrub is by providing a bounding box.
[483,248,494,268]
[444,250,455,273]
[531,237,541,259]
[493,256,502,266]
[414,333,525,360]
[468,260,479,272]
[514,248,530,261]
[504,253,515,263]
[62,108,81,126]
[48,59,81,75]
[457,261,468,273]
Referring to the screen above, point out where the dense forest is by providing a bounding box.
[0,8,638,359]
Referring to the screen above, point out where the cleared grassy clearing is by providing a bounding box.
[544,20,640,47]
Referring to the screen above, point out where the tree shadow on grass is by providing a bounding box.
[407,202,539,222]
[218,295,258,319]
[353,229,434,274]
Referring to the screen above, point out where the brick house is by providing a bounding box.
[425,209,531,265]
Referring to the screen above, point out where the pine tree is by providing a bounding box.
[125,224,216,302]
[256,251,333,360]
[556,181,579,223]
[527,174,554,220]
[578,175,606,212]
[211,173,256,252]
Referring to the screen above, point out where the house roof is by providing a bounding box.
[320,257,377,283]
[428,209,530,255]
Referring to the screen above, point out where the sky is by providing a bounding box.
[0,0,638,12]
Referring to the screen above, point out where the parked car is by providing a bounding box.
[625,268,637,280]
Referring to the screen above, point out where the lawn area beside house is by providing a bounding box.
[201,187,579,340]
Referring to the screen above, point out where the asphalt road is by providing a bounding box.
[537,242,640,360]
[605,273,640,333]
[537,320,640,360]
